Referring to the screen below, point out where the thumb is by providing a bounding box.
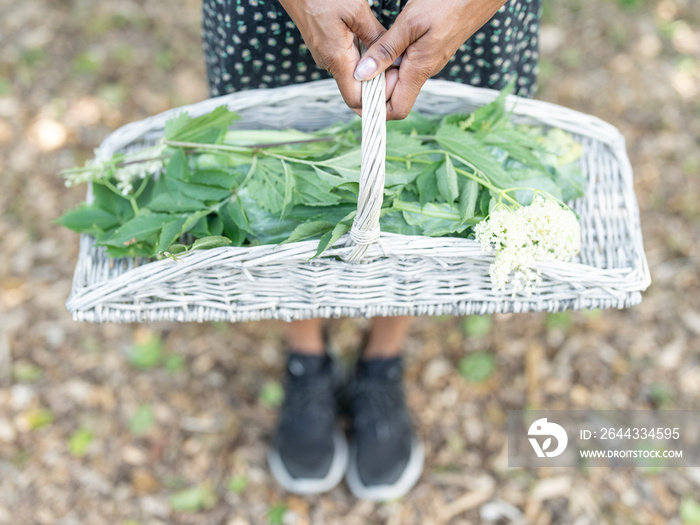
[353,22,412,81]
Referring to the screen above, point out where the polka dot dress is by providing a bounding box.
[202,0,542,99]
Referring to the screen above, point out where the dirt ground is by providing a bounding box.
[1,0,700,524]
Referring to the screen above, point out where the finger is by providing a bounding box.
[385,55,431,120]
[354,20,418,81]
[343,3,387,50]
[331,5,387,114]
[328,43,363,112]
[385,68,399,101]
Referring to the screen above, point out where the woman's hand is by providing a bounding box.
[354,0,507,120]
[277,0,387,115]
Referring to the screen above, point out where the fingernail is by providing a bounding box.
[354,57,377,81]
[392,54,402,66]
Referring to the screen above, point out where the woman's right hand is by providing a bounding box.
[277,0,388,116]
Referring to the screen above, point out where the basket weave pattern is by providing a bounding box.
[66,79,650,322]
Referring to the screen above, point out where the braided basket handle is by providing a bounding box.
[344,48,387,263]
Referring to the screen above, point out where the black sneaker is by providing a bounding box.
[345,356,424,501]
[267,351,348,495]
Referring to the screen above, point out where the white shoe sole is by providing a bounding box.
[267,427,348,495]
[345,435,425,501]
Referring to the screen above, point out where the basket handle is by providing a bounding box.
[344,52,387,263]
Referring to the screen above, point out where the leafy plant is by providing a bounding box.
[266,503,288,525]
[462,315,493,337]
[26,408,55,430]
[681,497,700,525]
[169,484,217,512]
[128,405,156,436]
[458,351,496,383]
[227,474,248,494]
[259,381,284,408]
[128,332,163,369]
[58,84,586,264]
[68,428,93,457]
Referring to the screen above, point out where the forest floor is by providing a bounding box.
[1,0,700,523]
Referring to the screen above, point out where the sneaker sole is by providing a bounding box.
[267,427,349,495]
[345,435,425,501]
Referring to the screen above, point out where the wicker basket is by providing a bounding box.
[66,78,650,323]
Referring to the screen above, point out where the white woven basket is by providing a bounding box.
[66,78,650,322]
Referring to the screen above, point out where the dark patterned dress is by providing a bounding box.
[202,0,541,99]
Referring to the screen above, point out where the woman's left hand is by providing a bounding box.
[354,0,507,120]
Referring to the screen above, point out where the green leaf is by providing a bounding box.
[220,202,248,246]
[191,236,232,250]
[129,405,155,436]
[267,503,288,525]
[165,105,239,144]
[189,168,238,189]
[147,192,205,213]
[462,315,492,337]
[92,182,135,221]
[545,312,572,331]
[385,130,432,158]
[247,158,286,213]
[55,204,119,235]
[293,167,342,206]
[458,351,496,383]
[461,78,514,132]
[505,176,562,206]
[680,498,700,525]
[313,215,354,258]
[12,361,42,382]
[481,128,547,171]
[164,354,185,373]
[259,380,284,407]
[128,332,163,369]
[436,156,459,203]
[156,217,187,253]
[166,178,232,202]
[26,408,54,430]
[312,166,347,187]
[281,220,334,244]
[321,150,361,180]
[100,212,174,248]
[416,161,441,207]
[479,189,492,217]
[227,475,249,494]
[435,124,511,187]
[168,244,187,254]
[207,214,224,236]
[401,202,470,236]
[458,178,479,222]
[166,148,189,181]
[280,160,295,220]
[68,428,93,457]
[169,485,217,512]
[385,112,439,135]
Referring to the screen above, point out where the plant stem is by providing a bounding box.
[162,140,252,153]
[392,200,461,220]
[94,179,140,213]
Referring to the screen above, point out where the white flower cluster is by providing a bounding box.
[474,195,581,295]
[63,144,166,195]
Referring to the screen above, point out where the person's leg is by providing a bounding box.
[345,314,423,500]
[363,315,412,358]
[284,319,325,355]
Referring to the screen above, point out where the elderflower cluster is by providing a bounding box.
[474,195,581,295]
[63,144,166,195]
